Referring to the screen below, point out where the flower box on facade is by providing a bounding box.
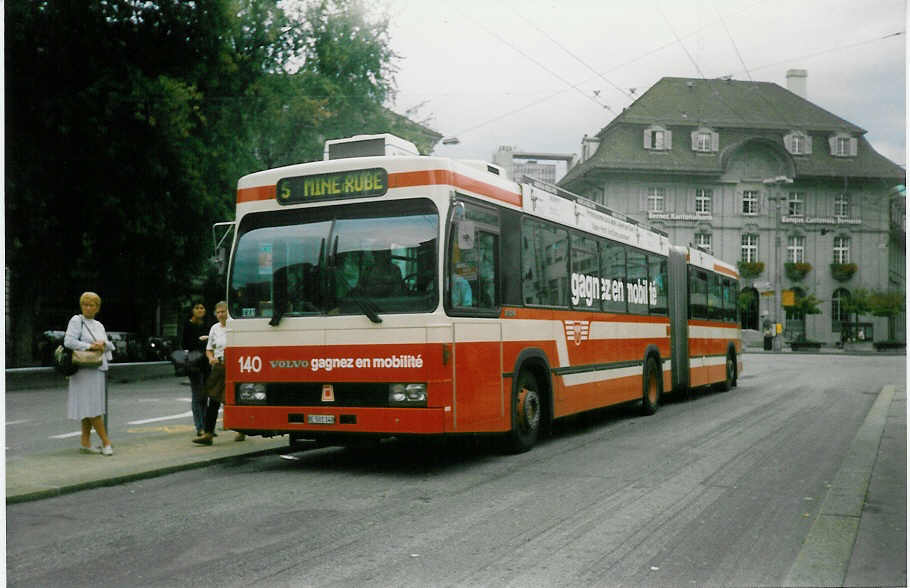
[830,263,858,282]
[737,261,764,280]
[785,262,812,281]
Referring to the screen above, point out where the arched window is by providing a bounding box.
[832,288,850,331]
[740,287,759,330]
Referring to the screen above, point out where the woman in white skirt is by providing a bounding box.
[64,291,115,455]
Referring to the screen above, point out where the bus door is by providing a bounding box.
[448,198,504,432]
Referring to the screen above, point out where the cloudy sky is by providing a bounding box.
[384,0,906,170]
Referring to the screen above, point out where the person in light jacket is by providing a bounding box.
[64,291,115,455]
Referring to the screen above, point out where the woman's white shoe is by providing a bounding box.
[101,445,113,456]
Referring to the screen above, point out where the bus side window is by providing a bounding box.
[648,254,668,315]
[500,211,522,306]
[722,278,737,323]
[708,273,724,320]
[600,240,627,313]
[570,233,599,310]
[689,269,708,319]
[627,249,649,314]
[522,218,567,307]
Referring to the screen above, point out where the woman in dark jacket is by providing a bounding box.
[182,301,210,436]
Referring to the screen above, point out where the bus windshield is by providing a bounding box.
[229,199,438,320]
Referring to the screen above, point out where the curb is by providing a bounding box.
[6,444,289,505]
[783,384,897,587]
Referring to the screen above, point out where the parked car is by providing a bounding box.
[108,331,143,362]
[35,330,65,366]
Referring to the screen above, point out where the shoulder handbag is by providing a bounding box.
[187,349,206,374]
[72,318,104,367]
[54,344,77,376]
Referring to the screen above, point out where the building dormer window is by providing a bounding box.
[784,130,812,155]
[691,128,719,152]
[829,133,858,157]
[644,126,672,151]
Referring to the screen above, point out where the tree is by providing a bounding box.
[5,1,301,364]
[5,0,419,365]
[870,290,905,341]
[841,287,873,342]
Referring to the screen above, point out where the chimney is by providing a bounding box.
[786,69,807,99]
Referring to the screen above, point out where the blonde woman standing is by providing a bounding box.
[64,291,115,455]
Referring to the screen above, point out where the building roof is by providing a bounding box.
[561,76,905,186]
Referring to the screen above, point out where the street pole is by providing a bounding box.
[764,176,793,352]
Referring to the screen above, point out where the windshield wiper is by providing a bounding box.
[351,294,382,324]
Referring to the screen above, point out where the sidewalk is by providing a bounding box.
[786,384,907,587]
[5,426,289,504]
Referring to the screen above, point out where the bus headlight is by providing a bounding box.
[388,383,427,407]
[237,383,267,404]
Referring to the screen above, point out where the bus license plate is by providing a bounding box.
[307,414,335,425]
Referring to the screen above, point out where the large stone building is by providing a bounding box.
[560,72,905,345]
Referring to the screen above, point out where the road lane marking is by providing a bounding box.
[127,411,193,425]
[49,431,83,439]
[6,419,31,426]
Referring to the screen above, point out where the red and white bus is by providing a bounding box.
[221,133,742,452]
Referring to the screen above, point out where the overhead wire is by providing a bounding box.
[458,11,614,113]
[445,3,902,147]
[448,0,767,140]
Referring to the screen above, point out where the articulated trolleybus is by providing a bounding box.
[223,133,742,453]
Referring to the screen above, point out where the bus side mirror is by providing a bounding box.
[210,247,227,275]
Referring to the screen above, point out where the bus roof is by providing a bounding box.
[236,143,704,260]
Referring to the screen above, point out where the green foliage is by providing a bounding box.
[737,261,764,280]
[737,289,757,311]
[784,262,812,281]
[784,291,823,315]
[5,0,418,364]
[870,289,906,340]
[869,290,905,318]
[830,262,858,282]
[841,287,873,317]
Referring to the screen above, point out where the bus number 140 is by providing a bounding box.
[238,356,262,373]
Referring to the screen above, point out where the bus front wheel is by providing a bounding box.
[506,370,542,453]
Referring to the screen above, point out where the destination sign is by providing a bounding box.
[276,168,388,204]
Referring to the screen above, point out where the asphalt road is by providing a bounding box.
[6,374,196,455]
[6,354,905,587]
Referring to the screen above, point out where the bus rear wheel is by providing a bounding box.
[506,370,542,453]
[641,357,661,415]
[719,352,736,391]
